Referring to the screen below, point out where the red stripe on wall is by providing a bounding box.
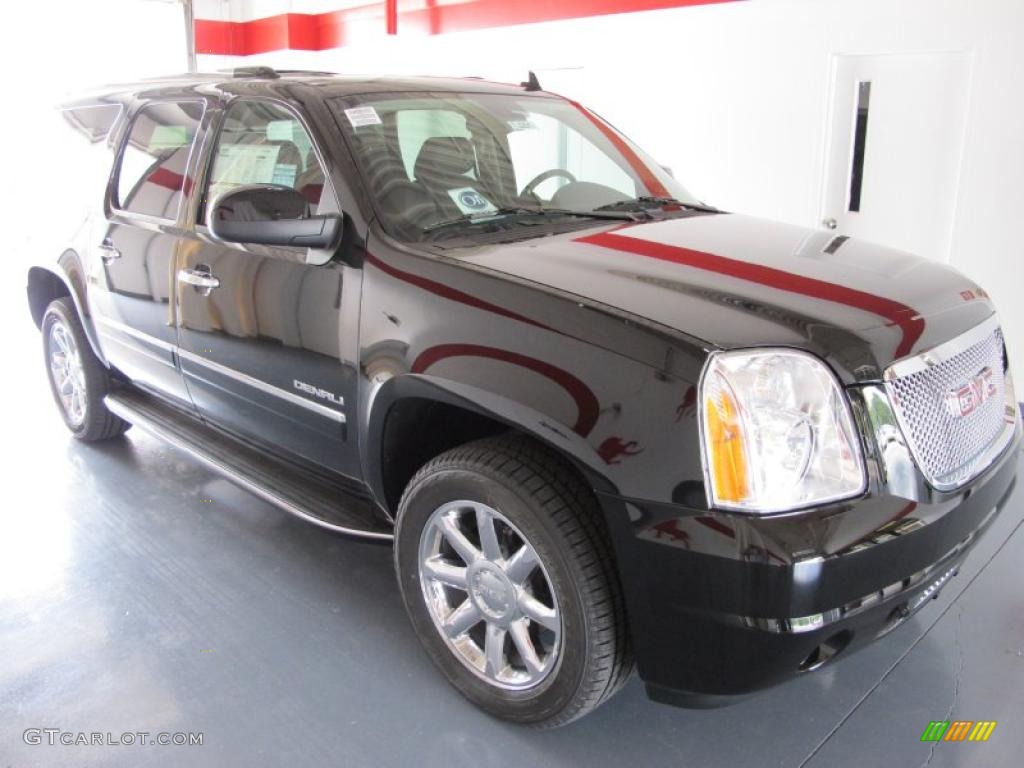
[576,231,925,357]
[195,0,739,56]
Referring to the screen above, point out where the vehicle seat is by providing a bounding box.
[412,136,483,218]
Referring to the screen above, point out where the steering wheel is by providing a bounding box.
[521,168,577,199]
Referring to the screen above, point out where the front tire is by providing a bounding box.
[395,435,632,727]
[42,298,129,441]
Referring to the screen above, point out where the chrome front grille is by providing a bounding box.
[885,318,1015,491]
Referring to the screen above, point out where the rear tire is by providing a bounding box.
[42,298,129,441]
[395,435,632,728]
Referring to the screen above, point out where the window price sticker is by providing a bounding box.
[344,106,383,128]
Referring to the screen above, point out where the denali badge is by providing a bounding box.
[293,379,343,406]
[945,366,997,418]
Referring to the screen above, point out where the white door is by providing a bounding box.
[821,52,971,262]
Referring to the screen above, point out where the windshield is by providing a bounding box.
[331,91,702,242]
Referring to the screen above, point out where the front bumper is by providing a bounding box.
[596,424,1020,704]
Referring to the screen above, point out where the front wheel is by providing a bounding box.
[41,298,129,441]
[395,436,632,727]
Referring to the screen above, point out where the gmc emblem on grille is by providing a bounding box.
[945,366,997,418]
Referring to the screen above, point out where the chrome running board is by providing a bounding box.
[105,389,393,542]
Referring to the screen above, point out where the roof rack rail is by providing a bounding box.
[217,67,339,80]
[274,69,338,76]
[223,66,280,79]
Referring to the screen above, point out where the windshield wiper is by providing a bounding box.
[594,197,719,214]
[421,206,641,236]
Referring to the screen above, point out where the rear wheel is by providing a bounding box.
[42,298,129,441]
[395,435,632,727]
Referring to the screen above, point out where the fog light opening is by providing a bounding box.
[798,630,853,672]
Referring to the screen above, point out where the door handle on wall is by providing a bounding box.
[178,267,221,295]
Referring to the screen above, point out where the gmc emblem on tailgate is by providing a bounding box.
[945,366,997,418]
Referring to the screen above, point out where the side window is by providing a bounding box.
[115,101,203,219]
[203,100,326,220]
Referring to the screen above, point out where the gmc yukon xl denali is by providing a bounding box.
[27,69,1020,727]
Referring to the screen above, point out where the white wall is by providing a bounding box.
[196,0,1024,385]
[3,0,188,268]
[2,0,188,335]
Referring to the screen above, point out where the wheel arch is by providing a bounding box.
[363,374,617,518]
[27,254,107,365]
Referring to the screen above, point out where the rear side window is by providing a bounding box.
[115,101,203,219]
[54,103,123,211]
[62,103,122,143]
[202,100,326,220]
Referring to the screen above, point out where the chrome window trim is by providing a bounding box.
[176,348,345,423]
[195,94,341,266]
[109,98,207,224]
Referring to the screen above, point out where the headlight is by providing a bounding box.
[699,349,866,513]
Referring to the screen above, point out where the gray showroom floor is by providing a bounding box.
[2,311,1023,768]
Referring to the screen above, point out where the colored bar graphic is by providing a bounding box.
[921,721,950,742]
[944,721,973,741]
[968,721,997,742]
[920,720,996,742]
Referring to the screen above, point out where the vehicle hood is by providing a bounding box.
[453,213,996,383]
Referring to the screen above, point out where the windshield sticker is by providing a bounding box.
[447,187,498,216]
[344,106,382,128]
[506,119,537,131]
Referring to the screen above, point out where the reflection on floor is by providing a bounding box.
[2,318,1022,767]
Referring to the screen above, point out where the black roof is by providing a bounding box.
[64,69,550,107]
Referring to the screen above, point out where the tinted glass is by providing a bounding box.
[203,100,326,219]
[63,103,122,143]
[115,101,203,219]
[332,91,696,242]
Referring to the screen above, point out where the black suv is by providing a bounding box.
[27,69,1021,727]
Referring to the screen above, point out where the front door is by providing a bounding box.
[91,100,205,408]
[821,52,971,261]
[176,98,359,477]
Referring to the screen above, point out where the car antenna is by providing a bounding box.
[521,71,542,91]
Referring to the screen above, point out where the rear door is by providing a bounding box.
[175,97,359,477]
[91,99,207,407]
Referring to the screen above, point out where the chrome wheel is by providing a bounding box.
[418,501,561,690]
[49,320,87,427]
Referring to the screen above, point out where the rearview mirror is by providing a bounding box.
[208,185,342,250]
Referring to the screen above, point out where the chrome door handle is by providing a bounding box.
[98,241,121,262]
[178,268,220,293]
